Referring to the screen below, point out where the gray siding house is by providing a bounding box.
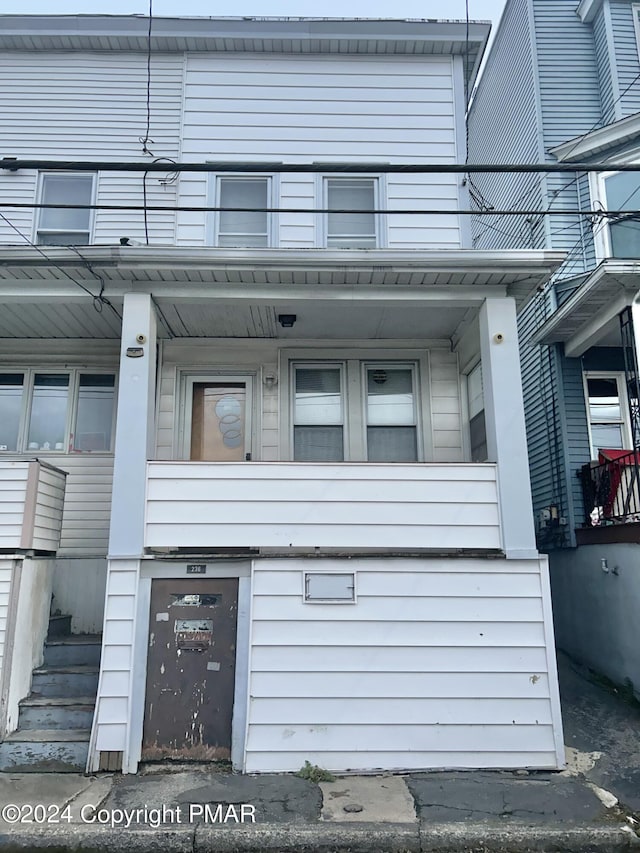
[468,0,640,697]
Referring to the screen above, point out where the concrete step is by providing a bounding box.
[47,614,72,638]
[18,696,96,731]
[0,729,90,772]
[30,666,99,699]
[43,635,102,668]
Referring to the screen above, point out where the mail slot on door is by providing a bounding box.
[175,619,213,651]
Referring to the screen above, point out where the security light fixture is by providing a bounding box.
[278,314,297,328]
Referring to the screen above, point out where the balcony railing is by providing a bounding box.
[580,450,640,526]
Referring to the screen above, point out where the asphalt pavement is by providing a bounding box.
[0,652,637,852]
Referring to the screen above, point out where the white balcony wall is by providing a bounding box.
[177,54,461,248]
[245,556,562,772]
[145,462,501,551]
[0,461,66,552]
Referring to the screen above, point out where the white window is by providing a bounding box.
[467,362,487,463]
[214,176,272,247]
[36,173,95,246]
[633,4,640,61]
[595,169,640,259]
[0,370,116,453]
[290,358,424,462]
[304,572,356,603]
[583,371,632,458]
[324,177,379,248]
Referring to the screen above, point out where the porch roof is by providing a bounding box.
[530,260,640,357]
[0,246,565,340]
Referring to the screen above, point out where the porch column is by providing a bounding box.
[109,292,157,557]
[88,293,157,772]
[479,297,537,559]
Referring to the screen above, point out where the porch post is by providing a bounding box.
[88,293,157,772]
[479,297,537,559]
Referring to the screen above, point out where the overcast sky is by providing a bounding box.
[1,0,506,25]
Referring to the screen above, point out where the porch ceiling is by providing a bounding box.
[531,261,640,357]
[0,246,565,340]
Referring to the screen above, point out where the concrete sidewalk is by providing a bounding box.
[0,765,637,852]
[0,652,638,852]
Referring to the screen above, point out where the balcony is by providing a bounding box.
[578,450,640,544]
[145,461,501,553]
[0,460,67,553]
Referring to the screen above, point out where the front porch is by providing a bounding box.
[0,245,566,774]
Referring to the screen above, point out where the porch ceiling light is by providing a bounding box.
[278,314,297,328]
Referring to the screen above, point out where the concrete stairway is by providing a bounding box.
[0,622,101,772]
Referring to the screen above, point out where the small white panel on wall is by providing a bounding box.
[304,572,355,603]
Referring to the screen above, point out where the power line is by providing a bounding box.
[0,201,637,218]
[0,211,119,315]
[4,159,640,174]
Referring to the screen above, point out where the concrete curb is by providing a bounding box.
[0,820,637,853]
[420,823,640,852]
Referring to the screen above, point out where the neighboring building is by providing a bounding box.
[0,15,565,774]
[469,0,640,698]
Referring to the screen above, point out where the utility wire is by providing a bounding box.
[4,159,640,174]
[1,201,637,217]
[0,211,118,315]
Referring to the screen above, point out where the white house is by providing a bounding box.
[0,15,566,774]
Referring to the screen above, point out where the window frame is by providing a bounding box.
[633,4,640,63]
[282,348,431,462]
[210,173,277,248]
[34,171,96,246]
[0,367,117,454]
[592,165,640,261]
[582,370,633,459]
[319,174,386,249]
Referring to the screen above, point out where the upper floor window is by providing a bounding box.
[596,169,640,259]
[36,173,95,246]
[0,369,116,453]
[291,360,420,462]
[325,177,379,249]
[583,371,632,458]
[214,176,272,248]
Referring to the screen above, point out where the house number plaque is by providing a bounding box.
[186,564,207,574]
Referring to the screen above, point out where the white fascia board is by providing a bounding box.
[0,245,566,275]
[531,261,640,348]
[576,0,604,23]
[0,15,491,56]
[550,113,640,162]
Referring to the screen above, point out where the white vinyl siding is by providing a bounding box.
[177,53,460,248]
[245,556,560,772]
[0,559,14,693]
[0,461,66,552]
[145,462,501,551]
[55,454,114,557]
[0,52,184,247]
[0,464,29,550]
